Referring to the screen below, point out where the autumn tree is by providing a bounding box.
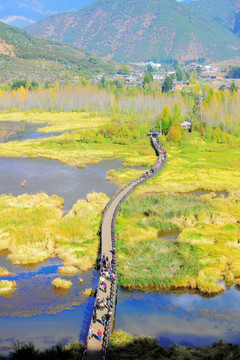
[189,77,195,86]
[156,106,172,134]
[172,103,181,124]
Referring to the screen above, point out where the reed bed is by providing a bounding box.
[0,192,109,270]
[116,188,240,294]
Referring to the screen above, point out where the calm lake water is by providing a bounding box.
[116,287,240,347]
[0,254,97,353]
[0,157,128,212]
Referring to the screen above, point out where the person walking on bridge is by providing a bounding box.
[89,326,93,341]
[92,310,97,324]
[101,314,106,327]
[97,329,103,341]
[106,296,111,310]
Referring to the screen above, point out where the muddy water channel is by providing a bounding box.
[0,155,239,354]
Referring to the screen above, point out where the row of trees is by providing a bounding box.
[0,80,239,138]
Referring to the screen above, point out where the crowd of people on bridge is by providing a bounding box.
[84,250,117,357]
[140,136,167,181]
[83,135,166,360]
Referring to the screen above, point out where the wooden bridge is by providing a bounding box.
[83,135,167,360]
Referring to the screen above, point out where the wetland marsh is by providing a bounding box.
[0,107,240,355]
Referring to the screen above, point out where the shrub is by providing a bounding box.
[167,125,181,143]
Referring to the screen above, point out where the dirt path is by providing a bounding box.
[84,136,166,360]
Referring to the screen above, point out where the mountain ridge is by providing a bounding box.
[25,0,240,62]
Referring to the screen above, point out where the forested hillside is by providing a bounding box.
[26,0,240,62]
[0,22,115,84]
[190,0,240,36]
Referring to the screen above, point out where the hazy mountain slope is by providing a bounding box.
[0,21,114,84]
[26,0,240,62]
[0,16,35,29]
[190,0,240,36]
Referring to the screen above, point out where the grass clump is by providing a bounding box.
[0,280,16,295]
[0,267,10,277]
[58,266,79,276]
[83,288,93,297]
[109,330,167,360]
[52,278,72,290]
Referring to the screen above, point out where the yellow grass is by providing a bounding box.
[52,278,72,289]
[0,112,110,133]
[0,112,155,168]
[115,141,240,294]
[0,267,10,276]
[83,288,93,297]
[58,266,79,276]
[0,192,109,270]
[0,280,16,295]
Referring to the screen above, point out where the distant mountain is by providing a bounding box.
[190,0,240,36]
[0,0,95,23]
[25,0,240,62]
[0,22,114,84]
[1,16,35,29]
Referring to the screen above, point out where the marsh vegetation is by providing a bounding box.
[0,80,240,350]
[116,142,240,294]
[0,192,109,271]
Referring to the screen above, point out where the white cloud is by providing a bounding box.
[1,15,35,24]
[16,0,50,15]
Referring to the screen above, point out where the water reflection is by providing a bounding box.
[0,256,98,318]
[116,287,240,346]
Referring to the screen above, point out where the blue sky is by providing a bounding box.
[0,0,95,21]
